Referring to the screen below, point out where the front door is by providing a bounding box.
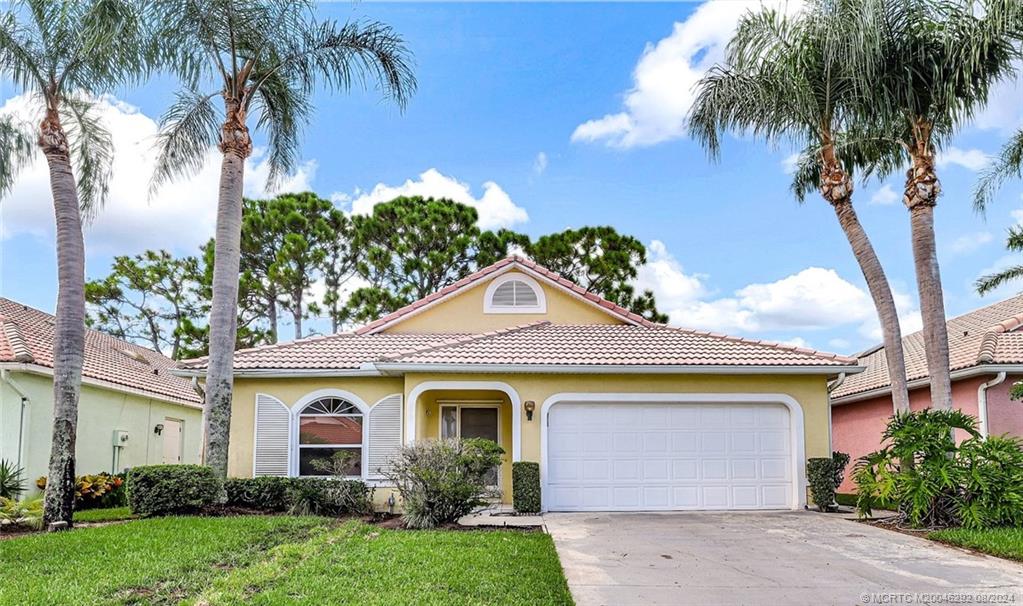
[440,405,500,486]
[162,418,183,464]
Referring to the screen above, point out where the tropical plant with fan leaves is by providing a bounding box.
[148,0,416,477]
[689,0,912,411]
[0,0,152,528]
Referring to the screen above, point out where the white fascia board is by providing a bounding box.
[0,362,202,409]
[831,364,1023,405]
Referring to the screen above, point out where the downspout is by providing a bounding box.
[1,369,30,469]
[977,371,1006,438]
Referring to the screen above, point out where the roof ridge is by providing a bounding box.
[378,321,551,362]
[1,318,34,363]
[179,331,361,367]
[354,256,656,335]
[976,331,1000,364]
[657,324,857,364]
[988,310,1023,334]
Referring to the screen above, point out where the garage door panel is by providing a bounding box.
[546,402,793,511]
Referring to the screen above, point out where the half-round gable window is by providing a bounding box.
[296,396,363,477]
[484,273,546,314]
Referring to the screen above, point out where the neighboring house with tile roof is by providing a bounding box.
[178,257,862,512]
[1,298,203,491]
[831,294,1023,492]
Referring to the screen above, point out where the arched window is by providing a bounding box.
[484,273,546,314]
[296,396,363,477]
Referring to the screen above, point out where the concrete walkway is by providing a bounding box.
[544,511,1023,606]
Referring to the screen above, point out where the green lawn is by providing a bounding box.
[928,527,1023,562]
[0,516,572,606]
[72,507,136,523]
[197,520,573,606]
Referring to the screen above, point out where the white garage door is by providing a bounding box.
[546,402,793,511]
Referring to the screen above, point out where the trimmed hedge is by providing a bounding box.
[512,461,540,514]
[127,465,221,516]
[224,477,372,516]
[807,451,850,512]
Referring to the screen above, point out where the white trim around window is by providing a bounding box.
[290,388,370,479]
[483,272,547,314]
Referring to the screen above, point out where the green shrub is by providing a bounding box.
[806,452,850,512]
[854,409,1023,529]
[512,462,540,513]
[384,438,505,529]
[224,477,294,511]
[127,465,222,517]
[286,478,372,516]
[0,460,25,500]
[957,436,1023,529]
[224,476,372,516]
[0,496,42,531]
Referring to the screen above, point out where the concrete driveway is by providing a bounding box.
[544,511,1023,606]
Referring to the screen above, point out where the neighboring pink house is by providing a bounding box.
[831,295,1023,493]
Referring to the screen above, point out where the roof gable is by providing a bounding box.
[0,298,201,406]
[356,257,651,335]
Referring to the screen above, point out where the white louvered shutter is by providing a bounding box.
[367,395,403,479]
[254,394,290,476]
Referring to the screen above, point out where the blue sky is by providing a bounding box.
[2,1,1022,355]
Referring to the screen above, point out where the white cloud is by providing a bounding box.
[870,184,899,206]
[828,338,852,352]
[0,94,317,255]
[949,231,993,254]
[781,153,800,175]
[780,336,811,349]
[973,68,1023,133]
[340,168,529,230]
[634,240,709,309]
[635,240,921,345]
[571,0,803,148]
[937,147,990,172]
[533,152,548,176]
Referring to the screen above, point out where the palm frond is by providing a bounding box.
[0,8,47,91]
[974,129,1023,212]
[0,115,36,198]
[150,89,222,196]
[254,19,416,110]
[59,95,113,219]
[248,70,311,190]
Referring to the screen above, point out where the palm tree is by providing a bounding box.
[149,0,415,477]
[859,0,1020,410]
[976,226,1023,294]
[975,130,1023,212]
[0,0,150,528]
[689,1,913,412]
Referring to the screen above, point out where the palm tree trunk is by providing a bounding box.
[822,162,911,412]
[268,297,278,343]
[293,288,303,339]
[203,104,251,477]
[39,109,86,530]
[905,150,952,410]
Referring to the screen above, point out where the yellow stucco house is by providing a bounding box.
[179,257,862,512]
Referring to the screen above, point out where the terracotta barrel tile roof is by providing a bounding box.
[832,294,1023,400]
[0,298,200,405]
[186,323,854,372]
[179,256,856,375]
